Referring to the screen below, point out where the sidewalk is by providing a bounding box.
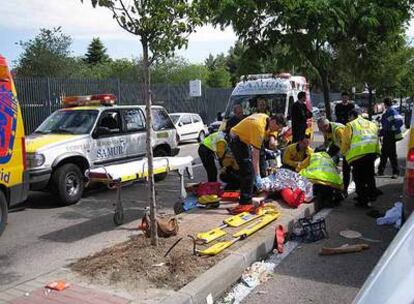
[0,197,316,304]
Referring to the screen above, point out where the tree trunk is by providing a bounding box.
[142,39,158,246]
[368,87,373,120]
[321,72,331,120]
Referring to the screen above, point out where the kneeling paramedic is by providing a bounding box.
[317,118,350,196]
[342,110,381,207]
[282,133,313,172]
[229,113,286,213]
[198,131,227,182]
[299,151,343,210]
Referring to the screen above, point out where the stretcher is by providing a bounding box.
[85,156,194,225]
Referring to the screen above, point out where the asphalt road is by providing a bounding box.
[244,136,408,304]
[0,141,202,291]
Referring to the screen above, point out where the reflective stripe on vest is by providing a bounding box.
[330,122,344,146]
[202,132,225,152]
[345,117,380,163]
[300,152,343,189]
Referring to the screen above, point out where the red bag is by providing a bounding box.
[196,182,223,197]
[220,191,240,201]
[280,188,304,208]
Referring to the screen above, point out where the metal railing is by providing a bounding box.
[14,77,234,134]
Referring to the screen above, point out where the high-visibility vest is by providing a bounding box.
[202,132,225,153]
[330,122,345,146]
[300,152,343,190]
[345,116,380,163]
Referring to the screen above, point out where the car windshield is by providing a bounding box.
[35,110,98,135]
[225,94,288,118]
[170,114,180,124]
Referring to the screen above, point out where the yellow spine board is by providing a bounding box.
[233,212,280,238]
[198,211,280,256]
[224,212,262,227]
[197,238,240,256]
[196,227,227,244]
[196,212,262,244]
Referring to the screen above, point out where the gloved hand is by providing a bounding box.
[254,175,263,190]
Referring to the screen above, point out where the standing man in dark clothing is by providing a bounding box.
[378,97,403,179]
[334,92,355,196]
[291,91,312,143]
[335,92,355,125]
[225,103,245,133]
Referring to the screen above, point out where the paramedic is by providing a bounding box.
[198,131,227,182]
[229,113,286,213]
[342,110,381,207]
[317,118,349,195]
[282,133,313,172]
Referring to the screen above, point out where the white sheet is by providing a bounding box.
[86,156,193,181]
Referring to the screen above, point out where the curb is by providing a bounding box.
[160,202,316,304]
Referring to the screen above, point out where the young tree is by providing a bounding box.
[84,37,110,65]
[15,27,74,77]
[83,0,201,246]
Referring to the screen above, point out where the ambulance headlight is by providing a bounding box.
[27,153,45,168]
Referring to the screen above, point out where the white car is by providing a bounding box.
[170,113,207,143]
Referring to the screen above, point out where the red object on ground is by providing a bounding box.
[45,280,70,291]
[196,182,223,197]
[280,188,304,208]
[276,225,285,253]
[10,284,129,304]
[220,191,240,201]
[227,204,256,215]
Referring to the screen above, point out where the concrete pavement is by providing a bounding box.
[243,137,408,304]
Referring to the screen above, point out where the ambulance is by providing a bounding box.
[26,95,179,206]
[223,73,313,144]
[0,55,28,236]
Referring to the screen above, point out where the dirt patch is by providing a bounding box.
[71,234,222,291]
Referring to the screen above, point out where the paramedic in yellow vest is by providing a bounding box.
[341,110,381,207]
[282,133,313,172]
[299,151,343,209]
[229,113,287,213]
[198,131,227,182]
[317,118,350,196]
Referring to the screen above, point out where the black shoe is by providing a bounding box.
[374,189,383,196]
[391,174,399,179]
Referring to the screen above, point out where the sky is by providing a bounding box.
[0,0,237,67]
[2,1,414,68]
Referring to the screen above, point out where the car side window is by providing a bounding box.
[97,110,122,135]
[192,115,201,123]
[152,108,175,131]
[181,115,192,125]
[123,109,145,132]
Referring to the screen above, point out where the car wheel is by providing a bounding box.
[53,163,85,206]
[0,191,8,237]
[198,131,205,142]
[153,147,169,182]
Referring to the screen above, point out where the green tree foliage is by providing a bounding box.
[206,66,231,87]
[200,0,414,119]
[84,37,110,65]
[151,57,208,85]
[15,27,74,77]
